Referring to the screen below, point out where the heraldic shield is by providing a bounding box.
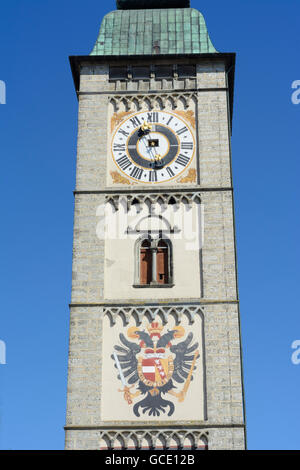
[112,321,200,417]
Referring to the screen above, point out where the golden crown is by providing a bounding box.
[147,322,164,335]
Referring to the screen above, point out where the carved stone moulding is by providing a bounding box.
[105,192,201,212]
[109,93,197,113]
[103,304,204,326]
[99,428,209,450]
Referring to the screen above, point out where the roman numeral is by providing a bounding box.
[166,167,175,177]
[113,143,126,151]
[149,171,157,182]
[130,166,144,180]
[147,112,159,123]
[181,142,193,150]
[129,116,142,128]
[118,129,129,137]
[176,126,188,136]
[166,116,173,126]
[116,155,131,171]
[175,154,190,167]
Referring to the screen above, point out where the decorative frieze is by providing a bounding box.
[99,428,208,450]
[105,192,201,212]
[109,93,197,112]
[103,304,204,326]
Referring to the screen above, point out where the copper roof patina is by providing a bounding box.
[90,6,218,56]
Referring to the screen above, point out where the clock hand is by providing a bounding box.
[140,121,152,134]
[147,132,156,160]
[139,124,163,165]
[140,134,152,157]
[140,132,155,161]
[146,133,164,167]
[139,122,156,159]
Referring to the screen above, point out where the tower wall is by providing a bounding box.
[65,57,245,450]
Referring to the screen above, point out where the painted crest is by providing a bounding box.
[111,321,199,417]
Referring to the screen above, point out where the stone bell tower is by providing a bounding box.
[65,0,246,450]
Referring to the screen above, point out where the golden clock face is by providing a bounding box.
[111,111,195,183]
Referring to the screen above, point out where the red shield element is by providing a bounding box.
[142,358,156,382]
[142,357,168,383]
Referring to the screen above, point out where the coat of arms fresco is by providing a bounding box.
[112,321,199,418]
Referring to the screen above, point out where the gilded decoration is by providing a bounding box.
[111,111,132,132]
[110,170,132,185]
[173,110,195,129]
[177,168,196,183]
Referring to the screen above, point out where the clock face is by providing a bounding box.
[111,111,195,183]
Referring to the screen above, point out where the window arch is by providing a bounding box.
[140,239,152,285]
[134,236,173,287]
[157,239,169,284]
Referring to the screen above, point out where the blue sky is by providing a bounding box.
[0,0,299,450]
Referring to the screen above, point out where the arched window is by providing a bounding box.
[135,237,173,287]
[157,240,169,284]
[140,239,152,285]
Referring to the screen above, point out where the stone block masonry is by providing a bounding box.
[65,55,246,450]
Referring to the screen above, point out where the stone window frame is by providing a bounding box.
[133,234,174,288]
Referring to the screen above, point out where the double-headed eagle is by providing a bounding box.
[112,322,199,417]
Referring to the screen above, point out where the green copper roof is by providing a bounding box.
[90,8,218,56]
